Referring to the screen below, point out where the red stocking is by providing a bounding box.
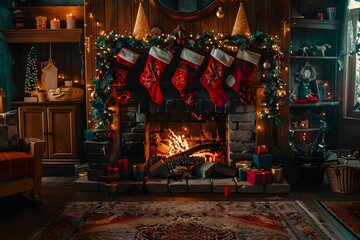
[225,50,260,105]
[171,48,204,105]
[200,48,234,107]
[112,47,139,104]
[140,46,173,104]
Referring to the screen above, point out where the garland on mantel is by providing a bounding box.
[89,30,286,136]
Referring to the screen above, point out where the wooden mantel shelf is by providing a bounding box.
[2,29,83,43]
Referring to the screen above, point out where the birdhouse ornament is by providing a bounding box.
[41,59,58,91]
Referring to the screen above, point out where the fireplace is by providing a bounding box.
[119,100,257,173]
[115,51,258,175]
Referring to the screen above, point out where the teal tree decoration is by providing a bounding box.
[0,0,13,29]
[0,32,14,110]
[24,46,39,94]
[88,30,286,138]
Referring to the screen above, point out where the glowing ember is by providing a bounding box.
[168,129,189,156]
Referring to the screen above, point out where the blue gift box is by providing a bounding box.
[252,154,273,170]
[238,169,249,181]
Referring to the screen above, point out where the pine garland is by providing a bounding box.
[24,46,38,94]
[89,30,286,132]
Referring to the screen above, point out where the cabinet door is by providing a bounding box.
[47,106,77,159]
[18,106,48,157]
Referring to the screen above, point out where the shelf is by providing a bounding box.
[2,29,83,43]
[290,102,339,107]
[290,56,338,60]
[290,128,321,132]
[291,18,339,30]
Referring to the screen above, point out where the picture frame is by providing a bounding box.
[315,80,332,101]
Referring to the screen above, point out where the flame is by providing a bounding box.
[168,129,189,156]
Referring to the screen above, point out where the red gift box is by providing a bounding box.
[247,170,272,185]
[117,158,129,171]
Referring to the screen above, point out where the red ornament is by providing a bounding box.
[252,40,259,47]
[106,97,116,106]
[257,145,269,155]
[98,71,104,78]
[107,130,116,142]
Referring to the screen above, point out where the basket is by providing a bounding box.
[47,86,84,101]
[325,165,360,193]
[99,172,120,184]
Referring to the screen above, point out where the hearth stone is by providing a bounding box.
[74,176,291,194]
[145,178,169,193]
[265,180,291,194]
[235,180,264,193]
[74,176,100,191]
[117,181,145,193]
[187,179,213,193]
[169,179,188,193]
[212,178,237,193]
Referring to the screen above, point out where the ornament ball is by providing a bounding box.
[263,60,271,69]
[216,8,225,19]
[277,89,286,97]
[91,90,98,99]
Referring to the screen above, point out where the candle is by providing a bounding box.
[50,18,60,29]
[224,186,231,197]
[35,16,47,29]
[66,13,76,29]
[118,158,129,171]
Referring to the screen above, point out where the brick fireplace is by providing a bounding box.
[119,98,257,169]
[113,50,258,171]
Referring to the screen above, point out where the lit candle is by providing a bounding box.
[50,18,60,29]
[66,13,76,29]
[35,16,47,29]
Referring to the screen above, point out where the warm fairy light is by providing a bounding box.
[302,133,306,141]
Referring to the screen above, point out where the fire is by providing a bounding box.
[168,129,189,155]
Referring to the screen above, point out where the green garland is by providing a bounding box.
[90,30,286,130]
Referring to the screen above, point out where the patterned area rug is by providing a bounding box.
[27,201,334,240]
[320,201,360,238]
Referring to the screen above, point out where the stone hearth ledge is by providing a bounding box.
[74,176,291,194]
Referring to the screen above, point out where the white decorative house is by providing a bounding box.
[41,60,58,91]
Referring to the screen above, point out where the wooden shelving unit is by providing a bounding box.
[1,29,83,43]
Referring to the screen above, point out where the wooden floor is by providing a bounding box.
[0,176,359,240]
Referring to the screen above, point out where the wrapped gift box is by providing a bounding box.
[247,170,272,185]
[252,154,273,170]
[238,168,249,181]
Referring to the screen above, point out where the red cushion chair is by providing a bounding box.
[0,139,45,200]
[0,110,45,201]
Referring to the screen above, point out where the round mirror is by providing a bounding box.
[149,0,218,20]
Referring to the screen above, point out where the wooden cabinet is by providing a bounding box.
[15,101,85,165]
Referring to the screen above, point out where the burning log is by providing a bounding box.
[171,143,219,158]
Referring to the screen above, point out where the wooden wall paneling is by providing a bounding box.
[104,0,117,33]
[95,0,105,35]
[255,0,269,33]
[278,0,290,152]
[148,0,160,31]
[201,10,218,33]
[245,0,256,33]
[217,0,229,34]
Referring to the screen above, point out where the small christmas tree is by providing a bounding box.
[24,46,38,94]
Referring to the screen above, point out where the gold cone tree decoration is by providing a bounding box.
[231,2,251,36]
[133,1,151,40]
